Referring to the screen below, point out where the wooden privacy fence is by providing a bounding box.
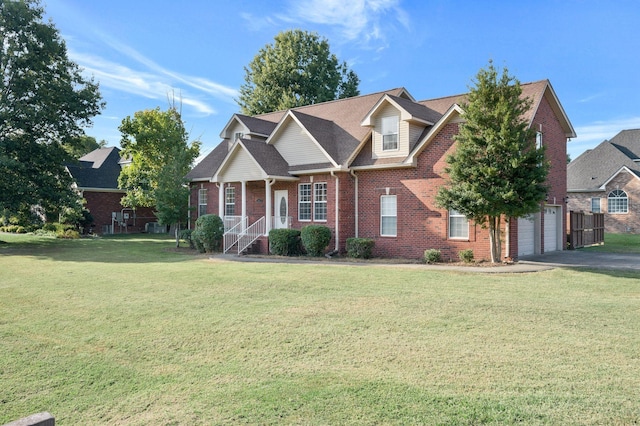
[568,211,604,249]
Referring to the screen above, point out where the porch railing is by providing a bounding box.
[223,217,247,253]
[237,216,266,254]
[223,215,243,232]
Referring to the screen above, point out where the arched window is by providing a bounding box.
[608,189,628,213]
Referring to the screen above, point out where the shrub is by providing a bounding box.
[459,249,474,263]
[346,237,375,259]
[192,214,223,253]
[269,228,303,256]
[300,225,331,256]
[57,229,80,239]
[179,229,195,249]
[423,249,442,264]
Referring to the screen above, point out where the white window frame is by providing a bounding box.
[608,189,628,214]
[536,131,543,149]
[313,182,327,222]
[381,116,399,151]
[380,195,397,237]
[225,186,235,217]
[591,197,601,213]
[448,209,469,239]
[298,183,312,221]
[198,188,207,217]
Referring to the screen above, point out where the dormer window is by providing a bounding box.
[382,116,398,151]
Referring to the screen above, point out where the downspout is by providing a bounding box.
[331,171,339,252]
[350,170,358,238]
[505,218,510,260]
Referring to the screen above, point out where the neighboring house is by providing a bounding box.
[567,129,640,233]
[186,81,575,260]
[66,147,157,234]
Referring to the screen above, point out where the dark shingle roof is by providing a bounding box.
[241,139,290,177]
[185,142,230,181]
[66,147,122,189]
[235,114,279,137]
[568,129,640,191]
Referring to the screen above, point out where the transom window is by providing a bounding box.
[591,197,601,213]
[380,195,397,236]
[382,116,399,151]
[449,209,469,239]
[225,186,235,216]
[198,188,207,217]
[313,183,327,221]
[298,183,312,221]
[608,189,628,214]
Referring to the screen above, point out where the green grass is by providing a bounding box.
[1,233,639,425]
[585,232,640,253]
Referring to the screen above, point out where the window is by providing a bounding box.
[313,183,327,221]
[380,195,397,236]
[234,132,244,141]
[591,197,601,213]
[608,189,628,213]
[382,116,398,151]
[298,183,312,221]
[449,209,469,239]
[536,131,543,149]
[198,189,207,217]
[225,186,235,216]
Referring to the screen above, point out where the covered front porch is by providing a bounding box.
[220,180,295,254]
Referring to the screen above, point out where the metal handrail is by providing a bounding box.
[237,216,265,254]
[223,215,243,232]
[223,217,247,253]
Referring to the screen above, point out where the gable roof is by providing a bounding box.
[185,141,230,182]
[66,147,123,190]
[568,129,640,191]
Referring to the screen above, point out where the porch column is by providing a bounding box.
[265,179,273,235]
[241,180,247,228]
[218,182,224,218]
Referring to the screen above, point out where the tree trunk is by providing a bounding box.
[488,215,502,263]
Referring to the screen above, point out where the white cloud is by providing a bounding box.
[569,116,640,157]
[247,0,410,49]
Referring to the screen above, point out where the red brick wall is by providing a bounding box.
[568,172,640,233]
[83,191,156,234]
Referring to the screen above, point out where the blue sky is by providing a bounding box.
[45,0,640,161]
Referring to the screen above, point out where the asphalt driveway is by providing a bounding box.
[519,250,640,272]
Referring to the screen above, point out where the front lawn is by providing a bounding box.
[1,234,638,424]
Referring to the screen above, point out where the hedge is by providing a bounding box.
[346,237,375,259]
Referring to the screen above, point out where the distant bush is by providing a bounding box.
[192,214,223,253]
[300,225,331,256]
[57,229,80,239]
[458,249,474,263]
[346,238,375,259]
[423,249,442,264]
[269,229,303,256]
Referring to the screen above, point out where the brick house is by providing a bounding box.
[567,129,640,233]
[66,147,157,234]
[186,81,575,261]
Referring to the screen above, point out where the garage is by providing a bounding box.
[518,215,536,256]
[544,206,560,252]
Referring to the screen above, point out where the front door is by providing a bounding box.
[274,190,289,229]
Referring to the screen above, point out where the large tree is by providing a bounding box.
[237,29,360,115]
[435,62,549,263]
[0,0,103,217]
[118,107,200,241]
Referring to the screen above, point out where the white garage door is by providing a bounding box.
[518,215,535,256]
[544,206,559,252]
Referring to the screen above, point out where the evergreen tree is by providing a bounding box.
[436,61,549,263]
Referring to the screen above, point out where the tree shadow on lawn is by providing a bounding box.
[0,233,205,264]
